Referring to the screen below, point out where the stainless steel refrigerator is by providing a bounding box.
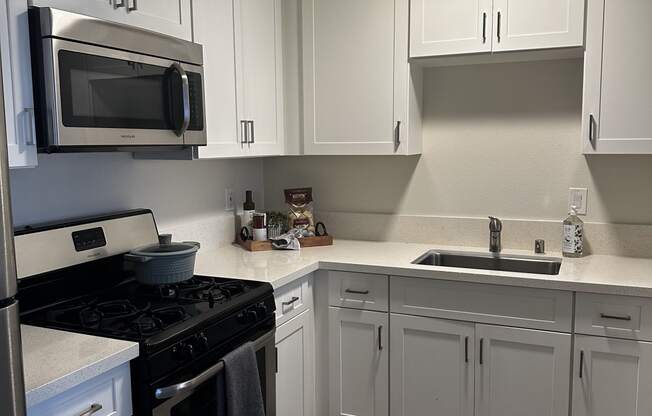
[0,45,26,416]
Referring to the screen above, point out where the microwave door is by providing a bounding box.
[46,39,186,147]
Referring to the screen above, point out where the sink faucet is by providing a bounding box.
[488,216,502,253]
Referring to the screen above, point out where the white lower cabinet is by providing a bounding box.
[573,335,652,416]
[329,307,388,416]
[475,324,571,416]
[390,313,474,416]
[389,314,570,416]
[27,363,132,416]
[276,309,315,416]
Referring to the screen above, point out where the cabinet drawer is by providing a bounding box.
[28,364,131,416]
[576,293,652,341]
[275,274,313,326]
[328,271,388,312]
[390,276,573,332]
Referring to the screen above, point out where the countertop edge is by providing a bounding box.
[25,342,139,408]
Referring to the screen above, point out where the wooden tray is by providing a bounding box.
[236,235,333,252]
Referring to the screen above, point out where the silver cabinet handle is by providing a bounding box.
[588,114,597,146]
[464,336,469,363]
[169,63,190,137]
[127,0,138,12]
[282,296,300,306]
[240,120,248,145]
[482,12,487,43]
[378,325,383,351]
[113,0,125,9]
[248,120,255,144]
[345,289,369,295]
[78,403,103,416]
[496,11,502,43]
[600,313,632,321]
[22,108,35,146]
[479,338,484,365]
[394,120,401,150]
[579,350,584,378]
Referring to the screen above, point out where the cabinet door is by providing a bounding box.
[192,0,246,159]
[234,0,284,157]
[390,314,474,416]
[302,0,409,155]
[582,0,652,154]
[1,0,38,168]
[276,309,315,416]
[329,307,388,416]
[410,0,493,57]
[30,0,192,40]
[573,335,652,416]
[120,0,192,40]
[492,0,584,52]
[475,324,571,416]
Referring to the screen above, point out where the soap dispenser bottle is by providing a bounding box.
[562,205,583,257]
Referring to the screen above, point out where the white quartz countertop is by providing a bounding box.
[22,325,139,407]
[195,239,652,297]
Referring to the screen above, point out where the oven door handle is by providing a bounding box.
[154,329,275,400]
[169,62,190,137]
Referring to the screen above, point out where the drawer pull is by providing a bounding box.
[464,336,469,363]
[600,313,632,321]
[479,338,484,365]
[79,403,103,416]
[579,350,584,379]
[282,296,300,306]
[378,325,383,351]
[345,289,370,295]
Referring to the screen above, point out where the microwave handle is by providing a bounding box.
[169,63,190,137]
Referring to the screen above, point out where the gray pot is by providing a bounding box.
[124,241,200,285]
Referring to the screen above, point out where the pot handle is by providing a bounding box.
[182,241,201,249]
[124,253,152,263]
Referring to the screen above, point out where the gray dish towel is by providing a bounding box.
[216,342,266,416]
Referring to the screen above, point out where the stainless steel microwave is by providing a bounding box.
[29,7,206,151]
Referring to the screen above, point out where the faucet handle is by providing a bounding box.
[488,216,502,232]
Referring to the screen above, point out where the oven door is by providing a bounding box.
[152,329,276,416]
[40,38,205,148]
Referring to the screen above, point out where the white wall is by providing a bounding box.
[263,59,652,225]
[9,153,264,233]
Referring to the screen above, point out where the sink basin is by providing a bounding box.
[412,250,562,275]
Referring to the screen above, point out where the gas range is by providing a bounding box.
[15,210,277,416]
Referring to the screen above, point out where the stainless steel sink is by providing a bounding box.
[412,250,562,275]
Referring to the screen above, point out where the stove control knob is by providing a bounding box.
[196,333,209,351]
[175,342,195,361]
[237,310,257,324]
[254,303,268,316]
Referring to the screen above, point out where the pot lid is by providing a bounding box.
[130,241,200,257]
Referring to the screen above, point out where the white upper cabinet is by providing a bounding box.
[390,314,474,416]
[573,335,652,416]
[301,0,421,155]
[475,324,571,416]
[492,0,585,52]
[30,0,192,40]
[410,0,585,58]
[410,0,493,57]
[192,0,242,158]
[234,0,285,157]
[1,0,38,168]
[194,0,284,159]
[582,0,652,154]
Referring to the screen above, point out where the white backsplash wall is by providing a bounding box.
[10,153,264,248]
[263,59,652,225]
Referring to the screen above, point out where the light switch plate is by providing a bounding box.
[568,188,588,215]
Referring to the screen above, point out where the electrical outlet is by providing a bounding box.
[568,188,588,215]
[225,188,234,211]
